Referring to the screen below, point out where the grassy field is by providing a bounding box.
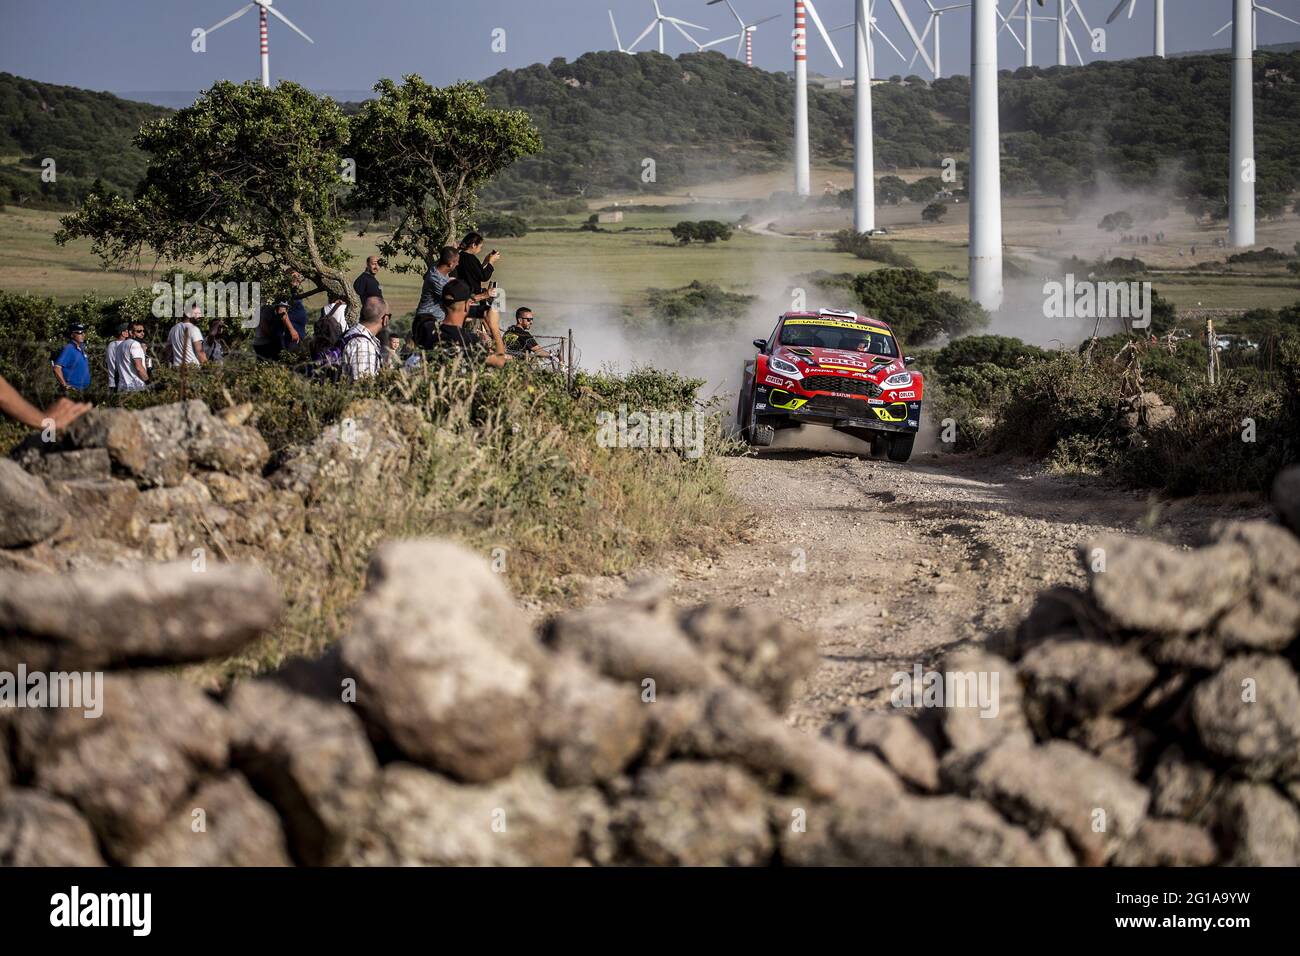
[2,179,1298,338]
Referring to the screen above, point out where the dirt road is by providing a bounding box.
[631,442,1269,733]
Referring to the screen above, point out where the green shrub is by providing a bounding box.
[832,230,917,268]
[850,269,988,345]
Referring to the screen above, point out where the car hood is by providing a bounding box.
[776,345,903,379]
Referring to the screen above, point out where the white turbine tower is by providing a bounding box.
[1106,0,1166,57]
[792,0,844,197]
[202,0,314,89]
[705,0,780,66]
[1002,0,1057,67]
[839,1,909,231]
[629,0,709,53]
[894,0,1002,308]
[1050,0,1094,66]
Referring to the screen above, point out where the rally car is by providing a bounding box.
[736,309,923,462]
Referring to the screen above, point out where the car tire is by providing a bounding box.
[887,433,915,463]
[751,423,775,447]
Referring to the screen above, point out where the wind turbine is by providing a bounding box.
[894,0,1002,308]
[629,0,709,54]
[705,0,780,66]
[909,2,969,80]
[1213,0,1300,51]
[1106,0,1166,57]
[793,0,844,197]
[1001,0,1057,67]
[201,0,314,89]
[1051,0,1095,66]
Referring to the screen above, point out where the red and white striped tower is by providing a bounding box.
[259,3,270,87]
[745,29,753,67]
[793,0,810,195]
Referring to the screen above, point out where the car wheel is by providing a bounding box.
[887,433,915,463]
[751,423,775,447]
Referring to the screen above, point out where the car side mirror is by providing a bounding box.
[752,339,767,352]
[903,355,915,366]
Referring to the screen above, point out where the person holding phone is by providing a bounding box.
[454,231,504,355]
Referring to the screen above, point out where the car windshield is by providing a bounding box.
[779,319,897,357]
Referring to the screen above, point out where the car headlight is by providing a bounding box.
[882,372,913,389]
[769,357,802,379]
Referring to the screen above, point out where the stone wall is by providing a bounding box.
[1,401,1297,866]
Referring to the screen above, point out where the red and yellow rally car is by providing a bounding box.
[737,309,923,462]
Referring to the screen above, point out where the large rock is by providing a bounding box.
[935,649,1034,755]
[943,739,1149,865]
[1211,522,1300,652]
[0,790,105,866]
[346,764,580,866]
[226,679,378,866]
[62,408,155,481]
[22,673,231,861]
[1019,639,1156,734]
[17,447,112,483]
[1084,534,1251,634]
[1191,654,1300,781]
[1216,782,1300,866]
[544,601,718,698]
[615,762,774,866]
[0,560,281,671]
[1112,819,1218,867]
[128,774,292,867]
[677,604,818,711]
[271,399,420,502]
[537,655,647,787]
[824,710,940,791]
[780,790,1059,866]
[47,478,143,545]
[0,459,67,548]
[339,540,542,783]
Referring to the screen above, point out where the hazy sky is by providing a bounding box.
[0,0,1293,94]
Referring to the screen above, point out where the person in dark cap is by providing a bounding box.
[438,279,506,368]
[52,323,91,392]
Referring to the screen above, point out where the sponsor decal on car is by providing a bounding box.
[895,390,916,399]
[764,374,790,387]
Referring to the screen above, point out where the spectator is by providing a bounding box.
[130,322,154,374]
[454,232,505,352]
[313,290,348,357]
[503,307,547,357]
[413,246,460,347]
[106,324,130,392]
[438,279,506,369]
[52,323,91,392]
[167,306,208,367]
[0,374,89,431]
[384,333,402,368]
[205,318,231,364]
[284,271,309,352]
[354,255,384,306]
[340,297,390,382]
[112,320,150,393]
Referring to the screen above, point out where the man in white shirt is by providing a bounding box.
[167,306,208,367]
[105,324,129,391]
[341,297,390,382]
[113,326,151,393]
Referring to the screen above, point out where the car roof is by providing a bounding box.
[780,309,894,332]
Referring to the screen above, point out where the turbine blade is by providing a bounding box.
[887,0,936,75]
[701,31,741,49]
[667,17,708,30]
[1064,22,1084,64]
[610,10,623,50]
[999,8,1027,50]
[1211,19,1231,38]
[804,0,845,69]
[1256,4,1300,29]
[267,5,315,44]
[203,3,255,35]
[752,14,781,27]
[630,20,657,49]
[669,18,703,49]
[875,27,906,63]
[1106,0,1128,25]
[1127,0,1138,19]
[1069,0,1093,33]
[918,16,935,47]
